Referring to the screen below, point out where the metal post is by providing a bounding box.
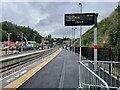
[94,14,98,72]
[70,31,71,50]
[74,28,75,53]
[21,33,23,52]
[78,3,82,88]
[109,47,111,74]
[8,34,10,54]
[72,26,73,52]
[79,3,82,61]
[70,29,71,51]
[94,27,97,71]
[42,37,44,50]
[34,34,36,50]
[7,33,11,54]
[72,27,77,53]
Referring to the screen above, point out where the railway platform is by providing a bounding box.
[3,49,81,89]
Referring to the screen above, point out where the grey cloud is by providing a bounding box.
[52,27,72,38]
[2,2,44,26]
[33,2,79,36]
[82,2,118,20]
[2,2,118,38]
[51,26,92,38]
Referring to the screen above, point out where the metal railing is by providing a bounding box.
[74,47,120,62]
[82,60,120,90]
[81,60,120,89]
[79,61,109,90]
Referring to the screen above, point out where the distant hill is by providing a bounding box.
[76,6,120,48]
[0,21,42,43]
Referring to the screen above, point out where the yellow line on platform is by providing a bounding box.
[3,48,62,90]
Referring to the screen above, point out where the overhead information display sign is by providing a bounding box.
[65,13,97,26]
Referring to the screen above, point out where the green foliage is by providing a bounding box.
[76,6,120,48]
[1,21,42,43]
[0,29,7,41]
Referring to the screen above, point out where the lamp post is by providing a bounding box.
[21,33,23,52]
[73,27,77,53]
[79,3,82,61]
[78,3,82,89]
[72,26,73,52]
[34,34,37,50]
[7,33,11,54]
[72,27,77,53]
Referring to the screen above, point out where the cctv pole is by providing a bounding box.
[79,3,82,61]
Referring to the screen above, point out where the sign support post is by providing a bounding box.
[64,12,98,88]
[79,3,82,61]
[94,14,98,72]
[79,3,82,88]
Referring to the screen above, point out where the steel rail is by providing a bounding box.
[0,49,53,62]
[0,48,57,77]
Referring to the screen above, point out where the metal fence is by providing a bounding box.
[73,47,120,61]
[79,61,109,90]
[70,47,120,89]
[81,60,120,89]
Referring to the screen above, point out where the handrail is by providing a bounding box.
[81,60,120,64]
[79,61,109,90]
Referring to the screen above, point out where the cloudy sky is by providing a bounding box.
[1,1,119,38]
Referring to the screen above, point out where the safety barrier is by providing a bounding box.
[81,60,120,89]
[73,47,120,62]
[79,61,109,90]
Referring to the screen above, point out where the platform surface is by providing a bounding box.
[18,49,80,89]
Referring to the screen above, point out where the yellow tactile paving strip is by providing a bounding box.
[3,48,62,90]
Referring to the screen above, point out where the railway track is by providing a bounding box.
[0,48,57,77]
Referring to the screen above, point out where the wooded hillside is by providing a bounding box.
[0,21,42,43]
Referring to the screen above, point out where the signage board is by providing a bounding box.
[65,13,98,26]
